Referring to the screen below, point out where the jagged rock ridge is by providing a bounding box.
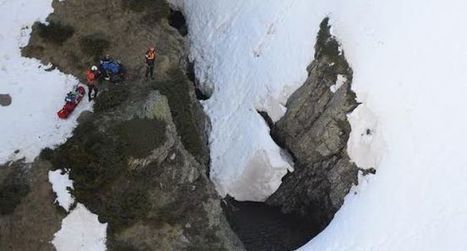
[267,18,360,232]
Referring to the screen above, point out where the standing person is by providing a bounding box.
[85,66,100,101]
[145,47,156,80]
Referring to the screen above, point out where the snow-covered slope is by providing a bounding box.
[0,0,91,164]
[301,1,467,250]
[172,0,332,201]
[175,0,467,249]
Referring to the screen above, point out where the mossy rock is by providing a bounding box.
[315,18,340,61]
[114,118,167,159]
[314,17,351,78]
[152,68,204,161]
[51,120,126,200]
[0,167,30,215]
[35,21,75,46]
[80,33,111,59]
[94,84,129,113]
[121,0,169,14]
[121,0,170,25]
[50,117,169,233]
[151,96,172,121]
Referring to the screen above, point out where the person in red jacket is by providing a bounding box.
[85,66,100,101]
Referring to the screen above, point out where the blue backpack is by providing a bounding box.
[101,60,120,74]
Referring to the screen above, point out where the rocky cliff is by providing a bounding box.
[267,18,360,232]
[0,0,243,250]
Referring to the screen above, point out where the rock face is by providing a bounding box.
[267,18,360,232]
[2,0,244,250]
[48,88,241,250]
[0,161,63,251]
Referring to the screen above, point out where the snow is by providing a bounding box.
[48,169,108,251]
[172,0,331,201]
[346,104,385,170]
[48,169,107,251]
[52,203,107,251]
[0,0,91,165]
[301,1,467,250]
[175,0,467,249]
[48,169,74,211]
[330,74,346,93]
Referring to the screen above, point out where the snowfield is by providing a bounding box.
[302,0,467,250]
[0,0,91,165]
[174,0,467,250]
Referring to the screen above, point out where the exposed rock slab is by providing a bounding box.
[267,18,359,232]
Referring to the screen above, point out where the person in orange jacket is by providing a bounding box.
[85,66,100,101]
[145,47,156,80]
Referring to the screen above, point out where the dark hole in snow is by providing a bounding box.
[222,196,316,251]
[186,60,210,100]
[0,94,12,106]
[168,9,188,36]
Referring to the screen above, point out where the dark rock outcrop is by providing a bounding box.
[222,197,317,251]
[0,94,12,106]
[0,161,63,251]
[0,0,244,250]
[267,18,360,232]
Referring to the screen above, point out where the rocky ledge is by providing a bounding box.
[1,0,243,250]
[267,18,360,233]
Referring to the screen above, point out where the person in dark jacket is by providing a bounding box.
[145,47,156,80]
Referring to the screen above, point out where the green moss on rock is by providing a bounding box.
[121,0,170,25]
[0,168,30,215]
[94,84,130,113]
[80,33,111,59]
[115,118,167,159]
[152,68,204,161]
[36,21,75,45]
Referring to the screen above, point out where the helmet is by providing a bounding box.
[91,66,98,71]
[149,47,155,51]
